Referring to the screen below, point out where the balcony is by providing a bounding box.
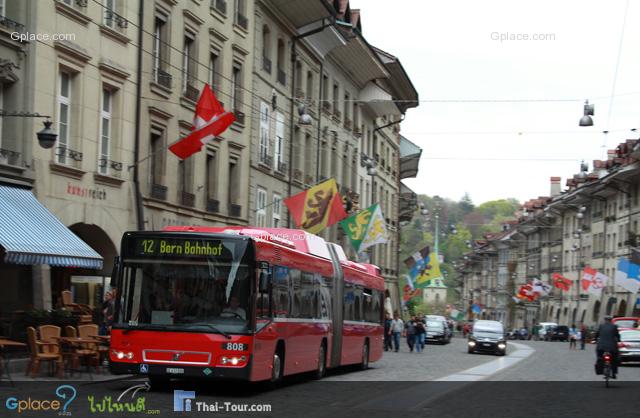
[55,145,83,167]
[211,0,227,14]
[97,158,123,175]
[151,183,167,201]
[183,83,199,102]
[155,69,172,90]
[0,15,25,34]
[333,108,342,123]
[322,101,332,115]
[343,118,352,131]
[181,191,195,208]
[262,55,272,74]
[295,88,305,100]
[234,110,245,125]
[259,153,273,169]
[206,198,220,213]
[229,203,242,218]
[277,68,286,85]
[103,9,128,29]
[0,148,21,166]
[235,12,248,30]
[275,161,287,175]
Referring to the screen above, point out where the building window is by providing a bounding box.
[304,133,313,181]
[153,14,169,86]
[103,0,115,26]
[262,25,271,73]
[332,82,339,114]
[0,0,5,17]
[56,72,71,165]
[235,0,247,29]
[256,188,267,227]
[272,193,282,227]
[206,151,217,200]
[276,39,286,85]
[182,34,196,96]
[228,156,240,209]
[274,111,284,171]
[231,63,242,112]
[98,89,112,175]
[306,70,313,100]
[150,131,165,187]
[259,101,270,164]
[208,51,220,93]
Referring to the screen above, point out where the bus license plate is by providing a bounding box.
[221,342,247,351]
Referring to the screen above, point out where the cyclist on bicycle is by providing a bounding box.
[595,315,621,379]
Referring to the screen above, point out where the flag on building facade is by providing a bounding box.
[615,258,640,294]
[532,278,551,296]
[404,246,430,280]
[471,303,482,314]
[340,204,389,253]
[516,283,536,301]
[415,252,443,288]
[581,267,608,297]
[552,272,572,291]
[284,178,347,235]
[169,84,235,159]
[450,309,464,320]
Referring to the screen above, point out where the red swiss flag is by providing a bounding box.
[169,84,235,159]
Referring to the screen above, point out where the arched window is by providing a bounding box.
[593,300,601,322]
[262,25,271,73]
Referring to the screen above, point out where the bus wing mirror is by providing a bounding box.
[110,256,121,287]
[259,270,271,293]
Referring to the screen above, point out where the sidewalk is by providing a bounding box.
[3,356,132,382]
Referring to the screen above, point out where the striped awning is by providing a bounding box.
[0,185,103,269]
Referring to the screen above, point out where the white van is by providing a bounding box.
[538,322,558,341]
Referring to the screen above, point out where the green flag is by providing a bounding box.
[340,204,388,253]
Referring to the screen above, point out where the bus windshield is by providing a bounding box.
[115,235,254,334]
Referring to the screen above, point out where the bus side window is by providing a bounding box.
[320,276,332,320]
[272,265,290,318]
[353,285,363,322]
[289,269,302,319]
[344,283,354,321]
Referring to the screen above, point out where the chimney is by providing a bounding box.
[607,150,617,161]
[550,176,561,197]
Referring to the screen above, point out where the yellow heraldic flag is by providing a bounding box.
[283,178,348,235]
[415,252,443,288]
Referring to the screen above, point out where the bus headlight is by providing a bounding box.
[218,355,247,367]
[112,350,134,360]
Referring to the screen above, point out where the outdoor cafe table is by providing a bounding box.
[53,336,101,378]
[0,338,27,385]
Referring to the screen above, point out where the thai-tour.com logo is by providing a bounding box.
[5,384,76,415]
[173,390,272,413]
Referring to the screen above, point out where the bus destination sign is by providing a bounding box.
[133,237,227,257]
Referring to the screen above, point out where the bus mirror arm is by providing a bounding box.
[110,256,121,288]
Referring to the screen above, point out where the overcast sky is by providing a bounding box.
[351,0,640,205]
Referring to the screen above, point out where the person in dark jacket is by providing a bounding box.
[383,313,393,351]
[595,316,621,378]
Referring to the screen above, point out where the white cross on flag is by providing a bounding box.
[169,84,235,159]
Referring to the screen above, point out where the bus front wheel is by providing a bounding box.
[271,352,283,383]
[314,344,326,379]
[360,342,369,370]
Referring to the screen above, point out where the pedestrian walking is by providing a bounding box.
[100,289,116,335]
[415,316,426,353]
[391,312,404,352]
[405,316,416,352]
[383,313,393,351]
[569,323,578,349]
[580,322,587,350]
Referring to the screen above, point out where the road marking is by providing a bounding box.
[435,342,534,381]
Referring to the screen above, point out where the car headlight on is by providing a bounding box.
[498,343,506,350]
[468,341,476,347]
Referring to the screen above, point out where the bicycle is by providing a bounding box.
[602,352,613,388]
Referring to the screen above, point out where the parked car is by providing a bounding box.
[468,320,507,356]
[550,325,570,342]
[619,329,640,364]
[612,317,640,329]
[425,319,452,344]
[538,322,558,341]
[517,328,529,340]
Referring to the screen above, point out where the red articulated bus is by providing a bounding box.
[109,226,385,387]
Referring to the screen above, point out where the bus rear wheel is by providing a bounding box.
[314,344,326,380]
[360,342,369,370]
